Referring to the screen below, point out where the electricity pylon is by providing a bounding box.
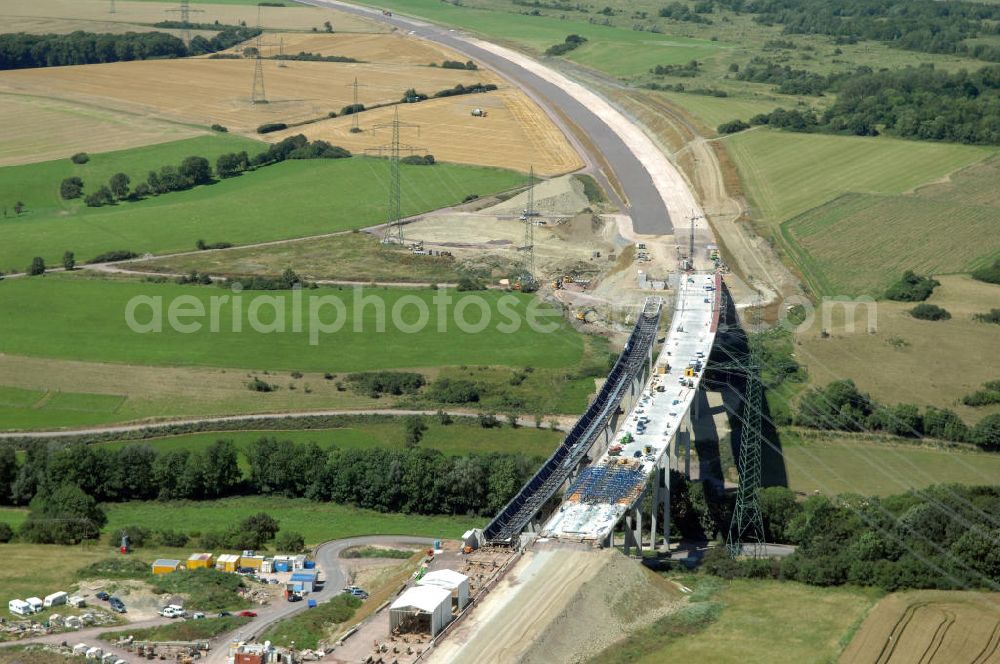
[347,77,367,133]
[724,298,767,558]
[166,0,203,45]
[367,108,422,245]
[520,166,538,288]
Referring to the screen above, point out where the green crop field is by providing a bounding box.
[725,129,995,230]
[0,275,584,372]
[94,421,561,469]
[779,431,1000,498]
[782,193,1000,296]
[0,138,525,271]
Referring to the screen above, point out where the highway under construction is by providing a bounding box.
[289,4,739,662]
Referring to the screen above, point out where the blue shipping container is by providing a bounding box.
[275,562,290,572]
[304,560,316,569]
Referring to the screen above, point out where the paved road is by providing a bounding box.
[299,0,673,235]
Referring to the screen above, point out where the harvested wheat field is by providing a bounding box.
[840,590,1000,664]
[274,88,583,176]
[0,0,384,34]
[0,94,206,166]
[251,31,468,65]
[0,58,496,135]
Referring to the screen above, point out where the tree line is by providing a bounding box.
[59,135,350,210]
[699,483,1000,591]
[0,27,261,70]
[712,0,1000,62]
[722,64,1000,145]
[795,379,1000,451]
[0,435,540,518]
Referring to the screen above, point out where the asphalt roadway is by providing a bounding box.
[299,0,673,235]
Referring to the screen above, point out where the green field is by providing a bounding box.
[725,129,995,230]
[101,496,478,544]
[354,0,728,77]
[633,578,876,664]
[781,156,1000,295]
[782,193,1000,296]
[93,421,561,468]
[0,275,584,372]
[780,430,1000,497]
[0,138,525,271]
[0,386,127,430]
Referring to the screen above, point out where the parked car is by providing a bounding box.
[192,612,205,620]
[347,588,369,600]
[96,592,110,601]
[287,594,302,603]
[237,611,257,618]
[218,611,233,618]
[109,597,126,614]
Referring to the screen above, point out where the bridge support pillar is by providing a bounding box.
[651,458,670,553]
[623,510,641,557]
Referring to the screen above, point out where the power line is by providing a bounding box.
[714,294,767,558]
[166,0,203,45]
[366,108,422,245]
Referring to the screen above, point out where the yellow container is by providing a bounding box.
[187,553,214,569]
[152,559,181,575]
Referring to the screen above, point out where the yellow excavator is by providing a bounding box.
[575,307,598,322]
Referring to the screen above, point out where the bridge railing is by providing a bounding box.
[483,298,662,543]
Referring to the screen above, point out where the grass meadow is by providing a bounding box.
[353,0,728,77]
[592,575,878,664]
[0,137,525,270]
[93,421,562,469]
[779,430,1000,498]
[781,157,1000,296]
[0,275,584,372]
[725,129,994,229]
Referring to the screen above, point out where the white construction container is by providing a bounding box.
[67,595,86,608]
[292,555,307,570]
[44,591,68,608]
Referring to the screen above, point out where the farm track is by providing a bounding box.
[0,409,573,439]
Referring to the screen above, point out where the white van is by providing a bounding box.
[25,597,43,613]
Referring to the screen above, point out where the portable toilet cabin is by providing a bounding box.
[216,554,241,572]
[151,559,181,575]
[187,553,214,570]
[44,591,68,608]
[240,555,265,571]
[8,599,31,616]
[26,597,43,613]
